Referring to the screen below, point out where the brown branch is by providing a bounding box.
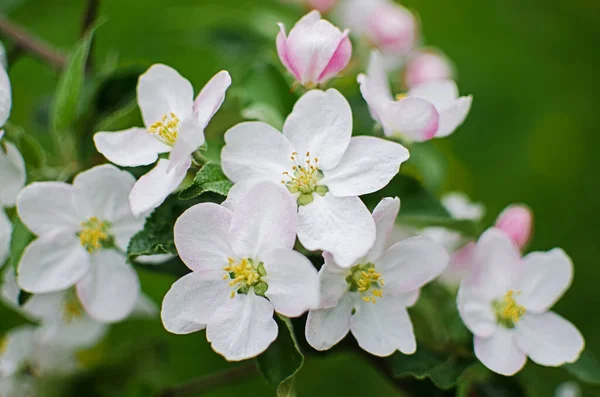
[156,362,258,397]
[0,13,66,69]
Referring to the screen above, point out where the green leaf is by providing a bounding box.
[398,215,481,239]
[178,163,233,200]
[241,103,284,130]
[565,349,600,385]
[241,62,296,118]
[51,21,102,133]
[402,141,447,193]
[389,346,474,389]
[10,218,35,306]
[256,315,304,397]
[2,123,46,170]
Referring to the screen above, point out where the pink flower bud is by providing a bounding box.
[277,10,352,88]
[495,204,533,249]
[364,3,418,56]
[403,49,455,89]
[305,0,339,13]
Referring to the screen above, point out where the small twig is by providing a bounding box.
[156,362,258,397]
[0,13,66,69]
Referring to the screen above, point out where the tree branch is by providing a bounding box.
[0,13,66,69]
[156,363,258,397]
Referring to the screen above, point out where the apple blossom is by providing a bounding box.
[555,382,581,397]
[403,49,455,89]
[0,61,10,127]
[277,10,352,88]
[16,164,145,323]
[305,197,449,356]
[0,41,7,70]
[334,0,418,57]
[161,181,319,361]
[495,204,533,250]
[457,228,584,376]
[408,79,473,138]
[94,65,231,216]
[221,88,409,267]
[358,50,439,142]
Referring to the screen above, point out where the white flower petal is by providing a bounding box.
[435,96,472,138]
[0,210,10,266]
[73,164,137,223]
[442,192,485,220]
[283,89,352,170]
[221,178,263,211]
[366,197,400,262]
[408,79,458,110]
[351,299,416,356]
[517,249,573,313]
[363,50,394,103]
[137,64,194,128]
[167,117,205,172]
[161,271,229,334]
[229,181,297,259]
[132,293,159,318]
[305,293,353,351]
[174,202,234,272]
[112,215,146,252]
[17,182,80,237]
[93,128,171,167]
[0,326,35,376]
[129,158,190,217]
[0,141,25,206]
[474,328,527,376]
[457,281,498,338]
[17,237,90,293]
[35,318,107,349]
[381,97,439,141]
[0,65,11,126]
[193,70,231,128]
[376,236,448,293]
[221,122,294,183]
[297,194,375,268]
[263,248,319,317]
[206,293,278,361]
[322,136,409,197]
[317,253,350,308]
[76,250,140,323]
[469,228,522,300]
[515,312,584,367]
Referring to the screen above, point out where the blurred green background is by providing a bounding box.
[2,0,600,396]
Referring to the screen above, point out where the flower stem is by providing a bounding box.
[192,149,210,167]
[156,363,258,397]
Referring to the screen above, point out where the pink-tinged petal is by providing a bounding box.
[76,250,140,323]
[263,247,319,317]
[316,31,352,84]
[408,79,458,110]
[404,49,455,89]
[206,293,278,361]
[283,89,352,170]
[128,158,190,217]
[457,280,498,338]
[381,97,439,142]
[305,293,353,351]
[0,65,11,126]
[436,96,473,138]
[161,272,229,334]
[474,328,527,376]
[495,204,533,250]
[364,3,417,56]
[515,312,584,367]
[366,197,400,262]
[276,24,301,82]
[297,194,375,268]
[376,236,448,294]
[174,202,234,272]
[351,298,416,356]
[93,128,171,168]
[228,181,297,259]
[193,70,231,129]
[305,0,339,13]
[0,140,25,207]
[137,64,194,129]
[321,136,409,197]
[167,117,204,172]
[17,237,90,293]
[316,254,349,308]
[438,242,476,287]
[516,248,573,313]
[442,192,485,220]
[357,51,393,126]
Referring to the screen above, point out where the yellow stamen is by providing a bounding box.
[494,290,526,328]
[224,258,264,298]
[395,93,408,101]
[348,264,384,304]
[78,217,110,253]
[148,112,180,144]
[63,298,84,323]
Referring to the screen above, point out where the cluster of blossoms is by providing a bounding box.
[0,1,586,392]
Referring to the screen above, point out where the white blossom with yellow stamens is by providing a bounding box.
[15,164,145,323]
[93,64,231,216]
[457,228,584,376]
[305,197,448,356]
[161,181,319,361]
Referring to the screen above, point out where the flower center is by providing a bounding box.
[492,290,526,328]
[78,217,112,253]
[223,257,268,298]
[281,151,329,205]
[0,336,7,355]
[346,263,384,304]
[148,112,180,145]
[62,297,85,323]
[395,93,408,101]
